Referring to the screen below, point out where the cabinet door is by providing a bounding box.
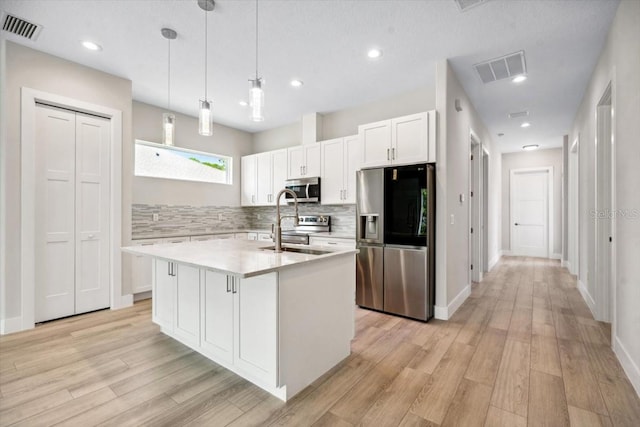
[320,138,345,205]
[359,120,391,168]
[241,155,257,206]
[426,110,437,163]
[153,259,176,332]
[304,143,321,177]
[234,273,278,384]
[256,152,272,206]
[287,146,305,179]
[271,149,288,201]
[391,112,428,165]
[174,264,201,347]
[130,241,156,293]
[343,135,361,203]
[201,271,234,364]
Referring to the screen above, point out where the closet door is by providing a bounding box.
[35,105,76,322]
[75,113,111,314]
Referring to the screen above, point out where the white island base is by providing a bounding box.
[147,247,355,401]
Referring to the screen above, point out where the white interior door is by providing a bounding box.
[35,105,110,322]
[74,113,111,314]
[511,169,550,258]
[35,105,76,322]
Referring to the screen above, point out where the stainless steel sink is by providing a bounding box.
[259,246,332,256]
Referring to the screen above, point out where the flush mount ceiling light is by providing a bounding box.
[248,0,264,122]
[523,144,539,151]
[198,0,215,136]
[161,27,177,146]
[521,122,531,128]
[367,48,382,59]
[81,40,102,51]
[290,79,303,88]
[512,74,527,83]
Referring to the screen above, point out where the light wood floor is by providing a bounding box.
[1,257,640,426]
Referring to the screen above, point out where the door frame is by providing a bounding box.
[509,167,554,258]
[468,130,483,283]
[20,88,126,331]
[569,137,580,277]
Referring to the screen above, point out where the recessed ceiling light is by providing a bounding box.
[239,100,248,107]
[512,75,527,83]
[367,48,382,59]
[521,122,531,128]
[523,144,539,151]
[290,79,303,88]
[81,40,102,51]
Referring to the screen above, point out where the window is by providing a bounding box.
[134,140,232,185]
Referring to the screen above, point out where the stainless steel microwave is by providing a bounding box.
[284,177,320,203]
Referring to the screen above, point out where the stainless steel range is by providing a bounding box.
[281,215,330,245]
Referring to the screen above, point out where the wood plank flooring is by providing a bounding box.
[1,256,640,426]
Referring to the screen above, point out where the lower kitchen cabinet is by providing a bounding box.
[310,236,356,249]
[173,264,201,348]
[153,259,176,332]
[201,270,234,364]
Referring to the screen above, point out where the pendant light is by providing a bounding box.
[198,0,215,136]
[249,0,264,122]
[161,28,177,146]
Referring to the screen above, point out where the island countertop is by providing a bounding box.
[122,238,357,278]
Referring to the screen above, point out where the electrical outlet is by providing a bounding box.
[152,213,159,222]
[450,214,455,225]
[218,213,223,221]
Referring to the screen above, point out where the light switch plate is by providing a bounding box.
[152,213,159,222]
[450,214,455,225]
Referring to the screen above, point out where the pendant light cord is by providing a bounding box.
[167,37,171,109]
[204,7,208,99]
[255,0,259,79]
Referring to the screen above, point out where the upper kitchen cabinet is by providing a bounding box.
[359,111,437,168]
[321,135,360,204]
[242,149,287,206]
[287,143,321,179]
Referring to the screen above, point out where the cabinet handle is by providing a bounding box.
[392,148,395,160]
[232,277,237,294]
[168,262,171,276]
[300,165,303,175]
[304,165,307,175]
[226,276,231,293]
[387,148,390,161]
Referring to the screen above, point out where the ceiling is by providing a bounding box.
[1,0,619,152]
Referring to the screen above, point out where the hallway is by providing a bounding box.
[1,257,639,426]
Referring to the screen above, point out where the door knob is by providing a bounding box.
[514,223,519,226]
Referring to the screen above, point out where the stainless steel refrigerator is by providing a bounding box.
[356,163,436,321]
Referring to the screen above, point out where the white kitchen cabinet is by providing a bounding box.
[153,259,176,333]
[320,135,360,204]
[241,154,257,206]
[287,143,321,179]
[130,238,162,294]
[359,111,436,168]
[309,236,356,249]
[201,270,234,364]
[173,264,201,348]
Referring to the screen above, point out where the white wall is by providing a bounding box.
[435,59,502,317]
[569,0,640,394]
[252,86,436,152]
[501,148,563,256]
[0,41,133,326]
[132,101,253,207]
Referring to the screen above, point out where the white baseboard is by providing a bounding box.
[501,250,513,256]
[133,291,152,302]
[562,260,571,270]
[577,279,597,318]
[488,253,501,271]
[0,316,23,335]
[434,284,471,321]
[551,253,562,260]
[111,294,133,310]
[614,336,640,398]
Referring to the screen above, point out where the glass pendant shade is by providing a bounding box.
[199,99,213,136]
[249,79,264,122]
[163,113,175,146]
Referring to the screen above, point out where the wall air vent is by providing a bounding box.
[1,12,43,41]
[508,111,529,119]
[454,0,489,12]
[473,51,527,84]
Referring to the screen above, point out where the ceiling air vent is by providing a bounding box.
[1,12,42,41]
[473,51,527,84]
[454,0,489,12]
[508,111,529,119]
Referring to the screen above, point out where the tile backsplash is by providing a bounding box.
[132,203,356,239]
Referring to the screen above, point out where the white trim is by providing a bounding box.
[509,167,554,258]
[501,249,513,256]
[577,279,597,318]
[19,88,128,333]
[550,253,562,260]
[434,284,471,320]
[561,260,571,270]
[614,336,640,398]
[488,253,501,271]
[0,316,23,335]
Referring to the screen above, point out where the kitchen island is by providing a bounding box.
[122,239,357,401]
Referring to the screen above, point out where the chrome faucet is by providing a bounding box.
[273,189,299,253]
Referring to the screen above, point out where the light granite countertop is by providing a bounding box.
[122,238,357,278]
